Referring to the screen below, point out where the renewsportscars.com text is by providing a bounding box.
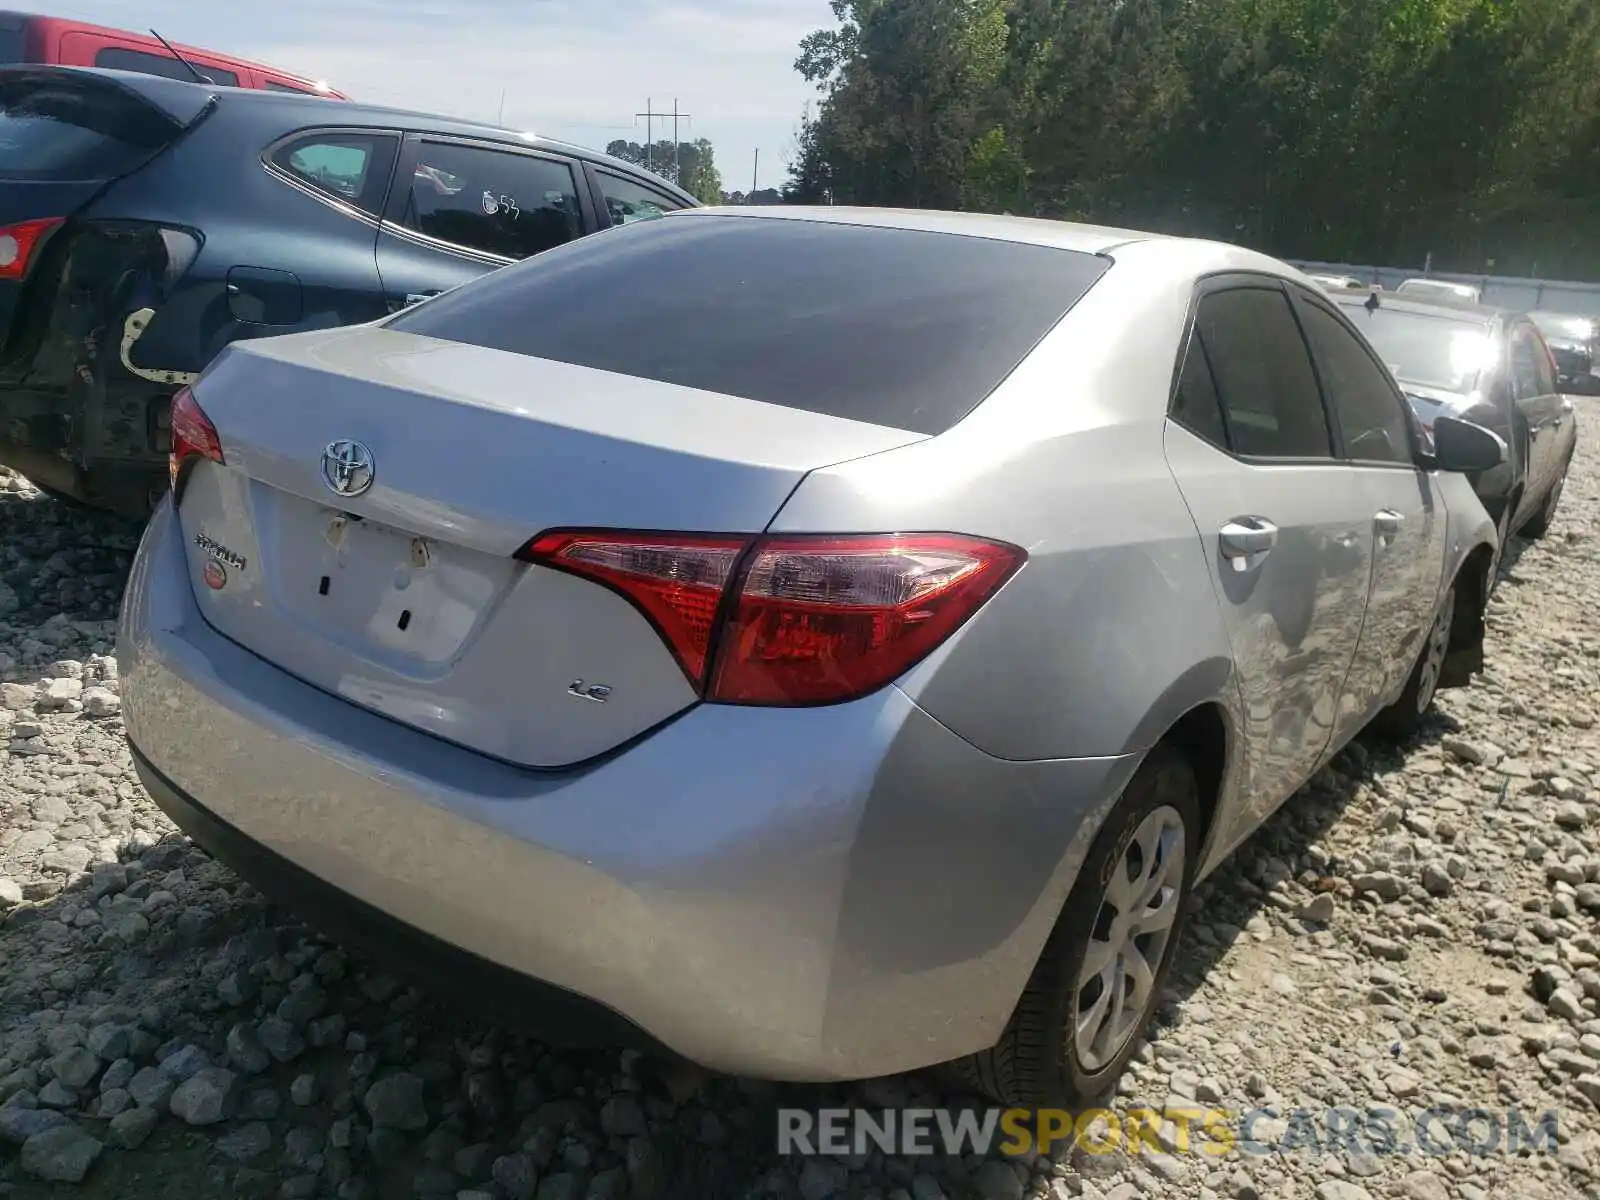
[776,1105,1560,1160]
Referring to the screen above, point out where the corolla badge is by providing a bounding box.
[321,439,375,498]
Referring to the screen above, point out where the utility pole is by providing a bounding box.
[752,148,759,200]
[496,88,505,124]
[635,99,655,173]
[669,99,691,185]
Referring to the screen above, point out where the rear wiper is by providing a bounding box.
[148,28,212,85]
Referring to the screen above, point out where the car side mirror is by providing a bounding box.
[1425,415,1507,473]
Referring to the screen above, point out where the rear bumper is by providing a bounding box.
[132,745,673,1056]
[118,498,1138,1081]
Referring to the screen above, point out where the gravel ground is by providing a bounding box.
[1,407,1598,1200]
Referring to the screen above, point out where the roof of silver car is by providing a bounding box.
[680,205,1162,255]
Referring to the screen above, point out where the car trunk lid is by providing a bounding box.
[0,66,213,349]
[174,325,928,767]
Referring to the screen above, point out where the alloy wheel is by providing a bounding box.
[1414,587,1454,715]
[1072,804,1186,1072]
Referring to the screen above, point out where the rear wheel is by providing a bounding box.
[953,745,1199,1107]
[1373,584,1455,739]
[1521,464,1568,540]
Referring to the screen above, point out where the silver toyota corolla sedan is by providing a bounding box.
[118,207,1503,1107]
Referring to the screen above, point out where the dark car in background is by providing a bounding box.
[1335,289,1576,580]
[1529,309,1600,394]
[0,65,698,515]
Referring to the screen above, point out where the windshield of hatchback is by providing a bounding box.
[1338,302,1497,393]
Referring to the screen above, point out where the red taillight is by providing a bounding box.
[518,531,746,683]
[518,529,1025,705]
[0,218,65,282]
[168,386,223,490]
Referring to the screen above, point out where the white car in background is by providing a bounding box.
[1397,278,1482,304]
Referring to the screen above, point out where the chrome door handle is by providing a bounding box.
[1219,517,1278,572]
[1374,509,1403,542]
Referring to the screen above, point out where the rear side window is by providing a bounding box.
[1195,287,1333,459]
[0,22,24,64]
[1170,338,1228,449]
[265,80,314,94]
[269,132,398,215]
[94,47,239,88]
[0,76,179,181]
[385,214,1112,435]
[594,170,685,226]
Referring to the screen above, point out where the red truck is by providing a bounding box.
[0,11,349,97]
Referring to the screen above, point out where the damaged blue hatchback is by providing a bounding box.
[0,64,697,515]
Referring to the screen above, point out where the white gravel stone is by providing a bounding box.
[5,416,1600,1196]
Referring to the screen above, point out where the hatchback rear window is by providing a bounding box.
[385,214,1111,435]
[0,77,178,181]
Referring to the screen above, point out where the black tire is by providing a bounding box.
[1372,583,1455,739]
[1520,463,1568,540]
[951,745,1200,1107]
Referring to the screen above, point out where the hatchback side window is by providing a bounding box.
[1194,287,1333,459]
[1170,336,1229,450]
[400,143,582,260]
[269,133,398,216]
[1297,300,1414,465]
[94,47,239,88]
[595,170,686,226]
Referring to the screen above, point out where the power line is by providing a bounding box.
[634,98,692,182]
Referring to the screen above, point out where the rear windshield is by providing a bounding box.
[1338,302,1497,394]
[0,76,179,181]
[385,214,1111,435]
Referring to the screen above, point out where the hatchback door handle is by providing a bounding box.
[1374,509,1403,540]
[1219,517,1278,572]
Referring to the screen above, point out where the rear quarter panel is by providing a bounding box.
[769,245,1243,765]
[92,99,393,375]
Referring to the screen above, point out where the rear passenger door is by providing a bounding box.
[1161,276,1374,819]
[1289,285,1442,729]
[375,135,597,313]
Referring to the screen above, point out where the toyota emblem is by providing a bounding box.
[321,439,375,498]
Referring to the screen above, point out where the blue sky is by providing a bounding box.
[22,0,833,190]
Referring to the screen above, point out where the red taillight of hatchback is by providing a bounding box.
[519,530,1025,705]
[0,217,64,282]
[168,386,224,491]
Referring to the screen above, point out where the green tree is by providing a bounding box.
[790,0,1600,275]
